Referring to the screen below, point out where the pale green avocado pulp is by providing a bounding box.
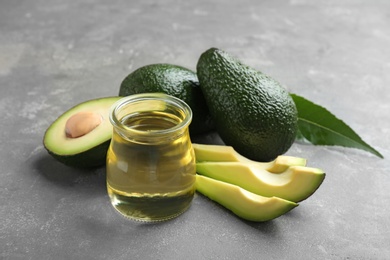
[193,143,325,202]
[196,175,297,222]
[193,143,307,173]
[196,162,325,202]
[43,96,122,168]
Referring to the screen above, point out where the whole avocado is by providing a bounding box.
[119,63,214,135]
[196,48,298,162]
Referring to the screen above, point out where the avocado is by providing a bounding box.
[43,96,122,168]
[196,48,298,162]
[196,175,298,222]
[192,143,307,173]
[119,63,214,135]
[196,162,325,202]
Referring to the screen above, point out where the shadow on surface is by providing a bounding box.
[196,192,285,237]
[243,218,280,234]
[191,131,225,145]
[32,152,106,193]
[244,208,299,234]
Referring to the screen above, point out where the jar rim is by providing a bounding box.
[109,93,193,138]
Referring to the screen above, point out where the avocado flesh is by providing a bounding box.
[196,48,298,162]
[193,143,307,173]
[119,63,214,135]
[196,175,298,222]
[43,96,122,168]
[196,163,325,202]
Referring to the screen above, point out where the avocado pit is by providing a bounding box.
[65,111,103,138]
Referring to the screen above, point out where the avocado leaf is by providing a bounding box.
[290,93,383,158]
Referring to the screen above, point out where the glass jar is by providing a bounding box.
[106,93,196,222]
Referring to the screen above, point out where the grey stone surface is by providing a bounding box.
[1,0,389,259]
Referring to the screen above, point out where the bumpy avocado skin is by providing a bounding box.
[196,48,298,162]
[119,63,214,135]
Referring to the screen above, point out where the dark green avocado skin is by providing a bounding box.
[46,140,111,168]
[119,63,214,135]
[196,48,298,162]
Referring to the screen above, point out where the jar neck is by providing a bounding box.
[109,93,193,144]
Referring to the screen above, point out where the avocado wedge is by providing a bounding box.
[196,175,298,222]
[193,143,307,173]
[196,163,325,202]
[43,96,122,168]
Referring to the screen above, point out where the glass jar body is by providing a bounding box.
[106,93,196,222]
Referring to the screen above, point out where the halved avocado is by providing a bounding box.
[43,96,122,168]
[196,175,298,222]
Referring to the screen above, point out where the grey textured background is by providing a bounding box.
[1,0,389,259]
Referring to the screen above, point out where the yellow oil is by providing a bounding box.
[106,111,196,221]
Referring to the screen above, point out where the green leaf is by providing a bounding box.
[290,93,383,158]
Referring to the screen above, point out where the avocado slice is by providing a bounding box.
[43,96,122,168]
[193,143,307,173]
[196,162,325,202]
[119,63,214,135]
[196,175,298,222]
[197,48,298,162]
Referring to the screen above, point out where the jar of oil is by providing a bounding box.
[106,93,196,222]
